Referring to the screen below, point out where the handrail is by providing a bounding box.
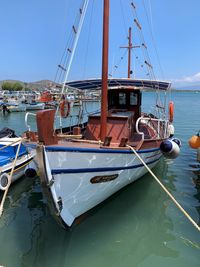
[25,112,36,131]
[136,116,169,139]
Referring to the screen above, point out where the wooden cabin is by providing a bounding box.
[85,87,142,144]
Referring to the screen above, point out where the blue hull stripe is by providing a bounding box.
[51,156,162,175]
[46,146,160,154]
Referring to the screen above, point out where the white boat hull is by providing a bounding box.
[38,145,162,227]
[24,103,45,110]
[8,105,26,112]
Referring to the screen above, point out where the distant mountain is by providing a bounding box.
[172,84,200,91]
[1,79,200,92]
[0,79,61,91]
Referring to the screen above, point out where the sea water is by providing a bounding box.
[0,92,199,267]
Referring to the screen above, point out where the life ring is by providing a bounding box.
[169,101,174,123]
[59,100,70,118]
[0,173,10,191]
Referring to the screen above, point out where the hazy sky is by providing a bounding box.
[0,0,200,87]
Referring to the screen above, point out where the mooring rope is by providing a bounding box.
[0,139,22,217]
[127,144,200,232]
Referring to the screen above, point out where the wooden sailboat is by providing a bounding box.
[25,0,178,228]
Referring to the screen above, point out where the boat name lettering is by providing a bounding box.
[90,174,118,184]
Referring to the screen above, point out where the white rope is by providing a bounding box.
[0,139,22,217]
[127,144,200,232]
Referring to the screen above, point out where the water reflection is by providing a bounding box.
[8,160,179,267]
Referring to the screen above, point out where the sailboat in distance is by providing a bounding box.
[25,0,179,228]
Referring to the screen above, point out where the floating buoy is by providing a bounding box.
[160,138,181,159]
[169,101,174,123]
[0,173,10,191]
[188,133,200,149]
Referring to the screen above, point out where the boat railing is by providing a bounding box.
[25,112,36,131]
[136,116,169,139]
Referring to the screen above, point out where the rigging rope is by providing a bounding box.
[130,1,169,120]
[61,0,89,94]
[82,0,94,78]
[54,0,89,132]
[127,144,200,232]
[110,49,128,77]
[120,0,129,38]
[142,0,165,80]
[130,2,155,81]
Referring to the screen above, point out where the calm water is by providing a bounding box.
[0,92,199,267]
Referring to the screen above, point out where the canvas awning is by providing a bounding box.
[65,78,171,91]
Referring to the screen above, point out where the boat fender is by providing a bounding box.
[160,139,180,159]
[167,123,175,138]
[60,100,70,118]
[0,173,10,191]
[169,101,174,123]
[25,168,37,178]
[171,137,182,147]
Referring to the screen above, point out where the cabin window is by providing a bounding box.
[119,93,126,105]
[130,92,138,105]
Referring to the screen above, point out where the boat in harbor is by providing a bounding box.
[22,102,45,111]
[24,0,180,228]
[8,104,26,112]
[0,130,37,190]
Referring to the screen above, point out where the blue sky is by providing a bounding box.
[0,0,200,87]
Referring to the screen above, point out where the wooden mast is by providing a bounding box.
[127,27,132,78]
[120,27,140,78]
[100,0,109,141]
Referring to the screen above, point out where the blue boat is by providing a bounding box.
[0,134,37,191]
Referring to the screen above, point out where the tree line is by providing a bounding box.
[1,81,28,91]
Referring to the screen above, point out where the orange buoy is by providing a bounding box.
[169,101,174,123]
[188,133,200,149]
[59,100,70,118]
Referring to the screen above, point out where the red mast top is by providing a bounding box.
[100,0,109,141]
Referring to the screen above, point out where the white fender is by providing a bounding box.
[160,139,180,159]
[167,123,175,137]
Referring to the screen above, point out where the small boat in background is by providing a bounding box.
[8,104,26,112]
[0,128,37,191]
[23,102,45,111]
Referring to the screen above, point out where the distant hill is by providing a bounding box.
[0,79,61,91]
[172,84,200,91]
[1,79,200,92]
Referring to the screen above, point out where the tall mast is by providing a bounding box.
[120,27,140,78]
[128,27,132,78]
[100,0,109,141]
